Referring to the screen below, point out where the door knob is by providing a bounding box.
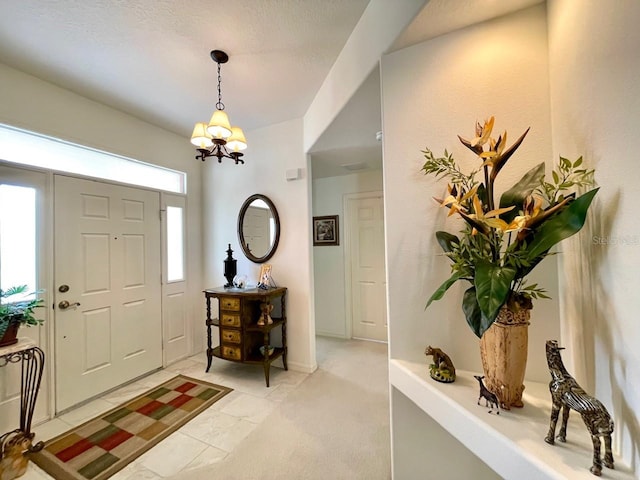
[58,300,81,310]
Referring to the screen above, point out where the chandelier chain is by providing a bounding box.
[216,61,225,111]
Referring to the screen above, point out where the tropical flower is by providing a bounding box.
[421,117,598,338]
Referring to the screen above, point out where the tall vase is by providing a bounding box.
[479,305,531,409]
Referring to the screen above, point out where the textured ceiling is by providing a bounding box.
[0,0,545,179]
[0,0,370,137]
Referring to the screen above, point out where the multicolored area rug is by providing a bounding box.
[30,375,232,480]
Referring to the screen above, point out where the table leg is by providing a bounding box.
[21,347,45,452]
[263,332,270,387]
[206,295,213,372]
[281,294,288,371]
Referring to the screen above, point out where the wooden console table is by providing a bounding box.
[0,338,45,452]
[204,287,287,387]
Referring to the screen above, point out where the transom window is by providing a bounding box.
[0,124,186,194]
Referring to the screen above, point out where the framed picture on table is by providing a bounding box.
[257,264,274,289]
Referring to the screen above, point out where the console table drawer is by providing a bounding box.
[220,297,240,311]
[221,313,241,327]
[221,345,241,361]
[221,329,241,344]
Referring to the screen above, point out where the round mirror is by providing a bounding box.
[237,194,280,263]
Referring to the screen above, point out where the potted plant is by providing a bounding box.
[422,116,598,408]
[0,285,45,347]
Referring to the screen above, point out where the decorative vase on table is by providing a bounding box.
[223,244,237,288]
[479,304,531,409]
[421,116,599,410]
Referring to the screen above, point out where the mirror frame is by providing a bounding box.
[237,194,280,263]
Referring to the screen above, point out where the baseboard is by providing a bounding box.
[287,360,318,374]
[315,330,347,339]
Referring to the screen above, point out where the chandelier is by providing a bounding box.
[190,50,247,163]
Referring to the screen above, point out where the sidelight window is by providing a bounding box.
[0,184,36,298]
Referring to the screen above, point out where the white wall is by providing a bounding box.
[548,0,640,470]
[312,170,383,337]
[203,118,317,373]
[382,5,557,477]
[383,4,555,380]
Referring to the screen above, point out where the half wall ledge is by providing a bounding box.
[389,359,634,480]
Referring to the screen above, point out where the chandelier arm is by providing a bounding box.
[193,139,243,164]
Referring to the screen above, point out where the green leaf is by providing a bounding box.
[435,231,459,253]
[552,170,559,184]
[573,156,583,168]
[499,162,545,223]
[525,188,599,260]
[474,261,517,322]
[426,272,464,309]
[462,287,495,338]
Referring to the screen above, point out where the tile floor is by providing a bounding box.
[22,351,309,479]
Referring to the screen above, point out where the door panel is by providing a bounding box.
[349,194,388,342]
[54,175,161,411]
[123,234,145,286]
[83,307,112,372]
[83,234,111,292]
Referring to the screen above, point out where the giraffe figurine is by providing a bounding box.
[544,340,614,476]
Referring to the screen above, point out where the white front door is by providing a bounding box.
[347,193,388,342]
[54,176,162,411]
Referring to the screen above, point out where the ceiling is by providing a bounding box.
[0,0,543,179]
[0,0,370,137]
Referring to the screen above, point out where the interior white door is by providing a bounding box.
[348,194,388,342]
[54,176,162,411]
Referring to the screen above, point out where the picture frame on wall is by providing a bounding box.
[313,215,339,246]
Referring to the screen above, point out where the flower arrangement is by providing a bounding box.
[422,117,598,338]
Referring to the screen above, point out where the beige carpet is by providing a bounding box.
[171,337,390,480]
